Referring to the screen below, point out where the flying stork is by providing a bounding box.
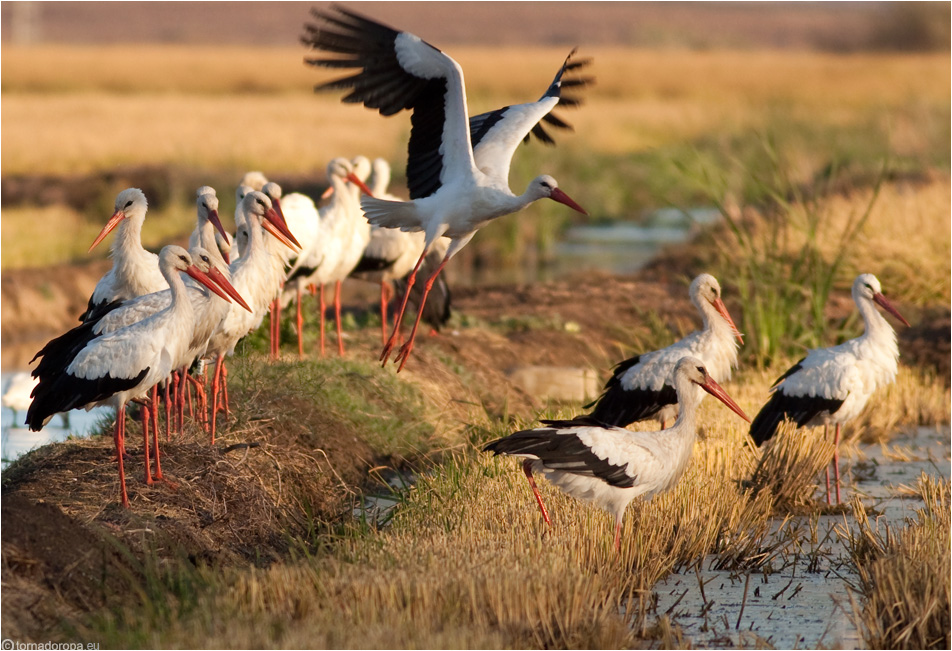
[302,6,591,371]
[586,274,744,429]
[748,273,910,504]
[484,357,750,551]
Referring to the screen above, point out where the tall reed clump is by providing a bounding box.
[676,135,886,368]
[845,474,951,649]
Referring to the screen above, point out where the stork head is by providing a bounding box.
[325,156,374,198]
[88,188,148,252]
[187,245,251,311]
[241,190,299,251]
[853,273,910,327]
[690,273,743,344]
[528,175,587,215]
[196,186,229,246]
[674,357,750,423]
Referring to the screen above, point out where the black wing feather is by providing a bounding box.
[748,384,844,446]
[484,425,635,489]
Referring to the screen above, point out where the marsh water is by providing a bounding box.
[651,426,951,649]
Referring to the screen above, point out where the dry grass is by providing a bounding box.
[2,46,948,175]
[845,474,951,649]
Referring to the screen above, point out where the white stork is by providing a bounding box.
[586,274,744,428]
[282,157,373,356]
[303,6,591,371]
[82,188,165,321]
[749,273,910,504]
[484,357,750,551]
[204,190,298,441]
[27,246,235,507]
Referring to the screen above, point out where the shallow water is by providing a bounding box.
[652,426,951,649]
[1,373,112,469]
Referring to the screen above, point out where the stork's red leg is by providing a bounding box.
[382,249,428,365]
[394,254,451,372]
[335,280,345,357]
[141,402,154,486]
[522,459,551,526]
[221,361,230,419]
[210,356,223,444]
[614,521,622,553]
[116,405,130,508]
[296,285,304,358]
[164,378,172,442]
[150,384,166,481]
[319,283,326,356]
[824,425,832,505]
[833,424,842,505]
[380,281,391,344]
[185,371,194,420]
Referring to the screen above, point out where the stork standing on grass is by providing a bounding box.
[585,274,744,429]
[204,191,299,442]
[484,357,750,551]
[281,157,373,356]
[350,158,453,342]
[302,6,591,371]
[82,188,165,322]
[748,273,910,504]
[27,246,239,508]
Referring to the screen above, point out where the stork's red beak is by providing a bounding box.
[711,297,744,344]
[699,376,750,423]
[207,266,251,312]
[873,293,910,327]
[88,210,126,252]
[346,173,374,198]
[208,209,230,247]
[184,265,233,304]
[320,185,335,200]
[262,207,301,250]
[549,187,587,216]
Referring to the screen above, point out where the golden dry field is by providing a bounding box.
[2,33,950,649]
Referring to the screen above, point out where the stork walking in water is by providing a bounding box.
[303,6,591,371]
[586,274,744,428]
[27,246,238,507]
[484,357,750,550]
[748,273,910,504]
[82,188,165,322]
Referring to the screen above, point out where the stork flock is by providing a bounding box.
[20,7,912,545]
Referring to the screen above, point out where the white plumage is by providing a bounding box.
[749,273,910,503]
[303,6,591,370]
[587,274,743,428]
[485,357,751,550]
[83,188,165,321]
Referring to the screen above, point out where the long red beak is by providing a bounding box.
[262,207,301,250]
[699,376,750,423]
[185,265,233,304]
[549,187,587,216]
[346,172,374,198]
[320,185,335,200]
[208,209,230,247]
[873,293,910,327]
[712,297,744,344]
[88,210,126,252]
[207,266,251,312]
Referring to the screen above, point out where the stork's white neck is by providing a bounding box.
[670,374,705,434]
[856,294,899,357]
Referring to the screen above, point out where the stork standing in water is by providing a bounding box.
[749,273,910,504]
[82,188,165,322]
[484,357,750,550]
[27,246,237,507]
[303,6,591,371]
[586,274,744,428]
